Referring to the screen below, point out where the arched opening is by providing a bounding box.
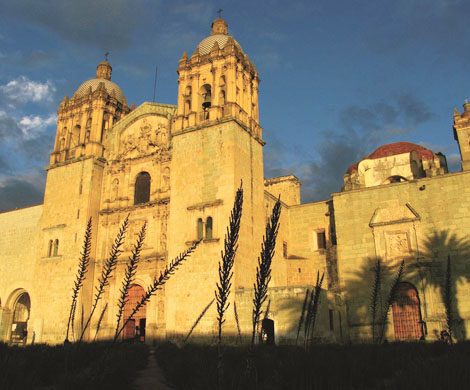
[219,90,226,106]
[382,175,408,185]
[260,318,275,345]
[134,172,151,205]
[206,217,213,240]
[123,284,147,341]
[197,218,203,240]
[53,239,59,256]
[10,292,30,344]
[184,99,191,114]
[48,240,53,257]
[392,282,424,341]
[71,125,80,147]
[185,85,192,96]
[200,84,212,116]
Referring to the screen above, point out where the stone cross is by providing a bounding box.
[217,8,223,18]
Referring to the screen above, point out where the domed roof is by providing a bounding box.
[347,142,435,174]
[74,78,126,103]
[196,18,243,56]
[72,61,126,104]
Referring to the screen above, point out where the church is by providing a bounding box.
[1,17,470,345]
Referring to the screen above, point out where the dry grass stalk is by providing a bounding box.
[296,289,309,345]
[215,184,243,345]
[378,260,405,343]
[94,303,108,341]
[114,240,200,342]
[79,215,129,343]
[444,255,454,343]
[184,298,215,344]
[66,218,92,343]
[251,197,281,346]
[234,301,242,344]
[305,271,325,348]
[370,258,382,343]
[114,222,147,339]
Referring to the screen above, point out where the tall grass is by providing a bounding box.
[252,197,281,345]
[370,258,382,343]
[79,215,129,343]
[184,299,215,344]
[114,241,200,342]
[66,217,92,343]
[444,255,454,343]
[305,271,324,348]
[215,184,243,345]
[296,289,309,345]
[234,301,242,344]
[378,260,405,343]
[114,222,147,339]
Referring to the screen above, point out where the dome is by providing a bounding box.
[74,78,126,103]
[72,61,126,104]
[347,142,435,174]
[196,18,243,56]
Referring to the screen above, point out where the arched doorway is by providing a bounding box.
[392,282,424,340]
[123,285,147,341]
[10,292,30,344]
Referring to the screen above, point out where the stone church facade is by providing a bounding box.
[1,18,470,345]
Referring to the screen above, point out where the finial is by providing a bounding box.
[105,52,109,62]
[217,8,223,18]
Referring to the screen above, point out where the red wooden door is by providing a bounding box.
[123,285,146,340]
[392,282,423,340]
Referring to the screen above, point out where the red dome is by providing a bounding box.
[347,142,435,174]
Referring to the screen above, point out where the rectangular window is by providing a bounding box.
[317,231,326,250]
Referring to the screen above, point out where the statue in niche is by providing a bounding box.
[85,130,90,143]
[162,167,170,192]
[160,234,167,252]
[111,178,119,202]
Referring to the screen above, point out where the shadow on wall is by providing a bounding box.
[343,230,470,342]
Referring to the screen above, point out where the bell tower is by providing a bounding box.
[51,60,130,165]
[174,18,261,139]
[166,18,266,336]
[453,100,470,171]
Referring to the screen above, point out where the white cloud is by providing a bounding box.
[0,76,56,106]
[18,113,57,139]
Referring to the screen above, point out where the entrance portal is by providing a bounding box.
[123,285,146,341]
[10,293,30,344]
[392,282,424,340]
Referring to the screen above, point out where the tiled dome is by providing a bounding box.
[73,78,126,103]
[197,34,243,55]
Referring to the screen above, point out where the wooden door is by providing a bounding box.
[392,282,423,340]
[123,285,146,341]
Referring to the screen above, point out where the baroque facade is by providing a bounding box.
[1,18,470,344]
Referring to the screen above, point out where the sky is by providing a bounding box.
[0,0,469,211]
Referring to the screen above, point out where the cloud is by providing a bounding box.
[1,0,147,50]
[0,168,45,212]
[18,114,57,139]
[0,76,56,107]
[265,93,436,202]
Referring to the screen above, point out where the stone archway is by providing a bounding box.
[392,282,424,341]
[123,284,147,341]
[10,292,31,344]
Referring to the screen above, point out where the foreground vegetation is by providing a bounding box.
[155,341,470,390]
[0,342,148,390]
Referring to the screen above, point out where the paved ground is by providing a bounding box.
[133,348,173,390]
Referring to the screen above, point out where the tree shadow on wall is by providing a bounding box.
[343,230,470,342]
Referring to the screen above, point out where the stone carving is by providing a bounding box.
[387,232,410,258]
[111,178,119,202]
[119,117,169,159]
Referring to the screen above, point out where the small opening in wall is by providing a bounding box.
[53,239,59,256]
[283,242,288,258]
[134,172,151,205]
[77,209,80,219]
[197,218,203,241]
[48,240,53,257]
[317,231,326,250]
[206,217,213,240]
[298,268,301,273]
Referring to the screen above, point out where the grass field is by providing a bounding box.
[155,341,470,390]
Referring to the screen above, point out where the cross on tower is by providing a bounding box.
[217,8,223,18]
[105,52,109,61]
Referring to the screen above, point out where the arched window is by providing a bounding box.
[53,239,59,256]
[185,99,191,114]
[134,172,151,205]
[48,240,53,257]
[200,84,212,110]
[197,218,203,240]
[206,217,213,240]
[185,85,192,96]
[71,125,80,147]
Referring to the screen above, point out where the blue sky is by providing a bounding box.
[0,0,469,211]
